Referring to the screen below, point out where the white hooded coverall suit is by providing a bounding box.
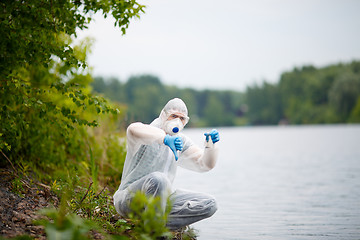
[113,98,219,230]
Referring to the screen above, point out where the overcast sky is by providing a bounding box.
[76,0,360,91]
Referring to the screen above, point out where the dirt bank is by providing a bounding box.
[0,169,59,239]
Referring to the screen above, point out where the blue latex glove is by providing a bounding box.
[164,134,183,161]
[204,129,220,143]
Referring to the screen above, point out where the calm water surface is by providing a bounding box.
[173,125,360,240]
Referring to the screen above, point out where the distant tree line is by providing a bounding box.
[91,61,360,127]
[92,75,245,127]
[246,61,360,125]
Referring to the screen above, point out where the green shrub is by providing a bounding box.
[128,191,173,240]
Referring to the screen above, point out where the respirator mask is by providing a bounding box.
[164,118,184,135]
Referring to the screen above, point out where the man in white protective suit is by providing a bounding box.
[113,98,220,230]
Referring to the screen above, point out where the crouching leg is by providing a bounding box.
[166,189,217,230]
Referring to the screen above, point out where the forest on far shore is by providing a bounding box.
[91,60,360,127]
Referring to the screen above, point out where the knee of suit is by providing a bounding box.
[141,172,172,196]
[204,197,218,218]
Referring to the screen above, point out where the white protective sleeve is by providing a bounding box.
[177,138,219,172]
[126,122,219,173]
[126,122,166,155]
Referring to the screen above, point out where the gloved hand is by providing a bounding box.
[204,129,220,143]
[164,134,183,161]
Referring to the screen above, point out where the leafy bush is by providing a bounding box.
[127,191,173,240]
[38,208,96,240]
[0,0,144,173]
[35,186,175,240]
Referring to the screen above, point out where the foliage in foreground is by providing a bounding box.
[0,1,197,239]
[1,0,142,180]
[36,191,173,240]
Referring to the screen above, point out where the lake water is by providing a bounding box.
[173,125,360,240]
